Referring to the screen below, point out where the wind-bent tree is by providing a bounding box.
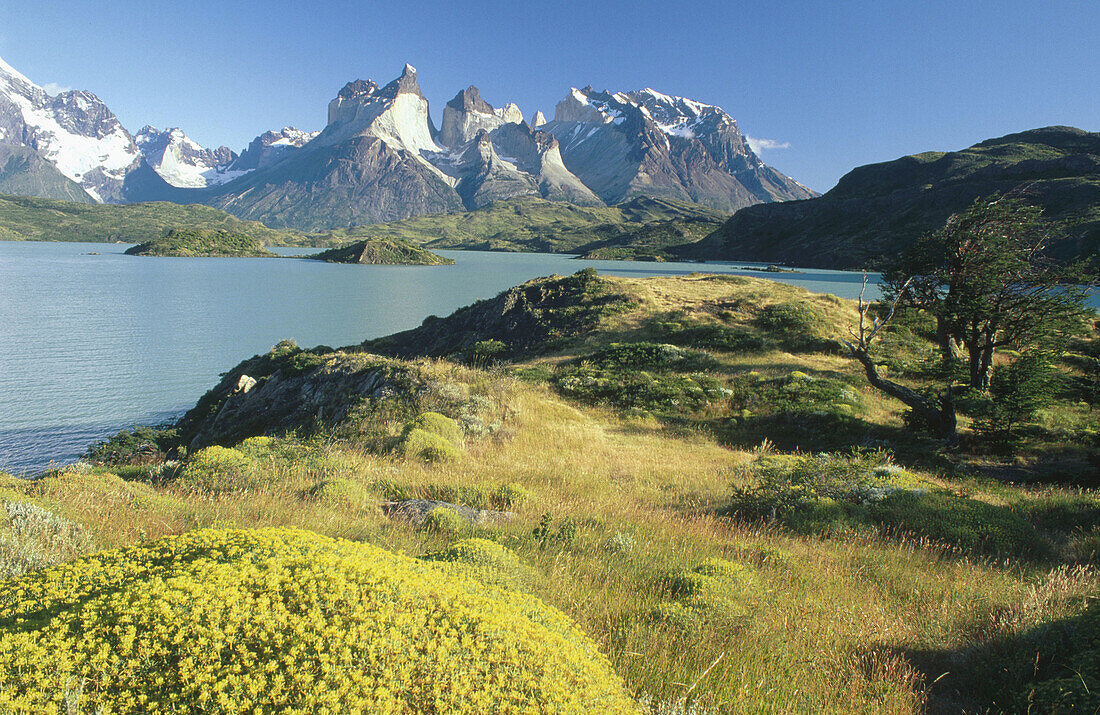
[882,195,1091,390]
[841,277,958,442]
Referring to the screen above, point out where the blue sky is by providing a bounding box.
[0,0,1095,193]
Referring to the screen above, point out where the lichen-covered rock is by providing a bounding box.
[382,499,515,527]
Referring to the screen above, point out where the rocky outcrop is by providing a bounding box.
[364,269,634,361]
[177,349,427,450]
[0,144,95,202]
[382,499,515,527]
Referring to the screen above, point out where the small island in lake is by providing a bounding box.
[124,229,277,257]
[306,238,455,265]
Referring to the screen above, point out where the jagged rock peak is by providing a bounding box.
[531,110,547,127]
[337,79,381,100]
[334,63,422,104]
[381,63,423,98]
[448,86,494,113]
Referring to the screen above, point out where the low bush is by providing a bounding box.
[375,480,529,511]
[0,500,94,578]
[176,446,253,493]
[650,558,758,633]
[727,450,1045,556]
[755,303,843,353]
[665,324,770,354]
[554,366,726,413]
[422,506,467,534]
[84,425,179,465]
[402,411,463,445]
[582,342,713,372]
[400,428,459,462]
[0,528,636,713]
[305,478,369,509]
[875,490,1045,557]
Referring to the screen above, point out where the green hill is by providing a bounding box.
[308,238,454,265]
[682,126,1100,274]
[305,195,727,253]
[124,229,277,257]
[0,194,303,244]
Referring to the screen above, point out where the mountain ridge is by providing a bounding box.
[680,126,1100,273]
[0,55,814,231]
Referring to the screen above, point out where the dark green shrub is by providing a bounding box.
[583,342,712,371]
[533,513,578,546]
[84,426,179,465]
[976,352,1056,453]
[755,303,844,353]
[471,339,508,364]
[665,325,771,354]
[553,366,726,412]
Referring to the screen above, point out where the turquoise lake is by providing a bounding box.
[2,241,1090,473]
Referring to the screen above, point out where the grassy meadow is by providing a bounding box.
[3,273,1098,712]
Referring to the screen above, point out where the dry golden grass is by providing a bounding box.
[5,274,1097,712]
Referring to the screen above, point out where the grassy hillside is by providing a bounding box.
[684,126,1100,274]
[0,194,303,244]
[8,271,1099,711]
[307,237,455,265]
[302,195,727,253]
[124,228,277,257]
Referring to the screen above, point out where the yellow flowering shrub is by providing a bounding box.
[0,528,637,714]
[425,537,540,591]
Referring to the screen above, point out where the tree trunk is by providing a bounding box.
[977,344,993,390]
[936,316,959,362]
[850,348,957,442]
[968,347,982,389]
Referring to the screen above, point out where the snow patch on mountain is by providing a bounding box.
[135,126,240,188]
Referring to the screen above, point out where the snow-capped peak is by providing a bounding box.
[0,54,35,88]
[623,88,733,139]
[0,53,142,201]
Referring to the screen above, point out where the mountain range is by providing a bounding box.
[0,56,814,230]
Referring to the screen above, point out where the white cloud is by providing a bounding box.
[746,135,791,153]
[42,82,72,95]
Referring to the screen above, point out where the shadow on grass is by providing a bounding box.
[867,606,1093,714]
